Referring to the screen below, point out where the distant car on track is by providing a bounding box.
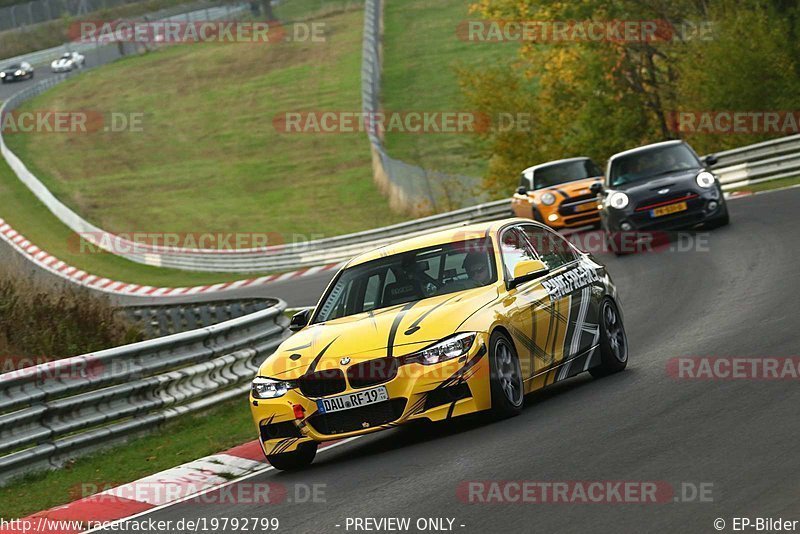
[0,62,34,83]
[592,140,729,254]
[511,157,604,230]
[51,52,85,73]
[251,219,629,470]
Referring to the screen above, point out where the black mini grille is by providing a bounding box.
[561,193,596,206]
[635,190,694,211]
[297,369,347,398]
[309,398,407,435]
[346,357,399,389]
[559,194,598,216]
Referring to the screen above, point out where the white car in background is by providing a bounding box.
[51,52,86,73]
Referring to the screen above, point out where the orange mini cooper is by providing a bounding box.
[511,157,604,230]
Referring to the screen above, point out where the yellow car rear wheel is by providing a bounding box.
[589,299,628,378]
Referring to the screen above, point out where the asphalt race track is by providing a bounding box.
[93,188,799,533]
[0,45,122,102]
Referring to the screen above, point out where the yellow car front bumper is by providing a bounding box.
[250,333,491,456]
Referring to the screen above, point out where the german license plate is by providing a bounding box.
[316,386,388,414]
[575,201,598,213]
[651,201,687,217]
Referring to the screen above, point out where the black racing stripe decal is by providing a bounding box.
[551,300,562,361]
[404,295,461,335]
[278,438,298,455]
[269,438,297,456]
[260,414,276,429]
[386,301,418,358]
[529,300,538,376]
[446,400,458,419]
[544,299,555,362]
[409,395,427,415]
[434,344,487,390]
[508,324,549,364]
[370,303,408,316]
[305,337,339,375]
[554,188,568,198]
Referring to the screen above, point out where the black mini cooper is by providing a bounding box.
[591,140,729,254]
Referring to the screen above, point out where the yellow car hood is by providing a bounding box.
[259,285,499,380]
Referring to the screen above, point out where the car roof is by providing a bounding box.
[521,157,592,179]
[347,218,531,267]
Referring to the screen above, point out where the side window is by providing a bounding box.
[500,227,538,278]
[362,273,382,312]
[521,225,576,270]
[318,279,353,321]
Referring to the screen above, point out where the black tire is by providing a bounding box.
[489,331,524,418]
[590,299,628,378]
[705,207,730,229]
[266,441,317,471]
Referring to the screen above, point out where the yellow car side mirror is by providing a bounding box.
[509,259,549,289]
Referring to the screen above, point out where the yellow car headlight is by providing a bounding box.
[252,377,295,399]
[406,333,476,365]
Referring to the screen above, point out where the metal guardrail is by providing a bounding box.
[0,297,289,486]
[708,134,800,188]
[360,0,484,214]
[124,298,276,337]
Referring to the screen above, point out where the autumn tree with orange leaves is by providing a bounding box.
[462,0,800,195]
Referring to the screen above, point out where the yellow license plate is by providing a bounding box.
[576,202,598,213]
[651,202,688,217]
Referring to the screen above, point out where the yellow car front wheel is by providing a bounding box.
[489,332,524,418]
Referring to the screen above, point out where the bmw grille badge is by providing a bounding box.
[340,357,351,365]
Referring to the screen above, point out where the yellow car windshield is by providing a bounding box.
[314,238,496,323]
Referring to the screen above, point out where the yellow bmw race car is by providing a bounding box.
[250,218,628,470]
